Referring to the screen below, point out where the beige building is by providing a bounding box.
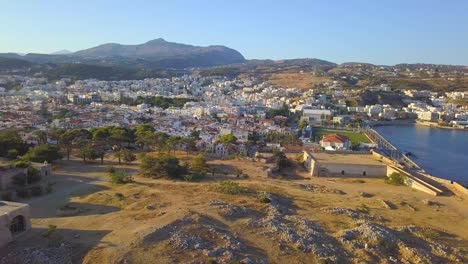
[0,201,31,247]
[303,151,388,177]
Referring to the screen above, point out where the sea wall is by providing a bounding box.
[371,150,398,166]
[386,166,441,196]
[417,171,468,198]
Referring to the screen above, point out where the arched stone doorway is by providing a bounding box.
[10,215,26,235]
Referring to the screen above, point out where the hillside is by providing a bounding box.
[44,63,185,81]
[1,155,466,263]
[0,39,246,69]
[0,57,33,70]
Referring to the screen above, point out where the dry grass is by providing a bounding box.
[268,72,332,89]
[3,157,467,263]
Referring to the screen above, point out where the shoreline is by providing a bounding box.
[415,120,468,131]
[370,120,468,132]
[372,125,468,186]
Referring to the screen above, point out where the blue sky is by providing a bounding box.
[0,0,467,65]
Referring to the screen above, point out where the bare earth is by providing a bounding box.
[1,154,467,264]
[268,73,331,90]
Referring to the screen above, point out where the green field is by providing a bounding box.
[313,129,370,145]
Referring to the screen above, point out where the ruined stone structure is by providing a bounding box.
[0,201,31,247]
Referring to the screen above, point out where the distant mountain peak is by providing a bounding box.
[145,38,167,44]
[71,38,245,68]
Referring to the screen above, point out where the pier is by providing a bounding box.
[365,128,421,170]
[365,128,466,196]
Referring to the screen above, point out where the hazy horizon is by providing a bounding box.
[1,0,467,65]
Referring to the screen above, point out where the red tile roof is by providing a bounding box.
[321,134,349,143]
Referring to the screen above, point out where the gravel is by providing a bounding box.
[1,244,73,264]
[322,207,379,221]
[209,200,251,218]
[340,222,463,262]
[249,194,345,262]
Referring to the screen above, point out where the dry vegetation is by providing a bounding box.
[1,154,467,263]
[268,73,332,90]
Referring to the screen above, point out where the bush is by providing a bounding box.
[14,160,30,168]
[121,149,136,163]
[184,171,205,182]
[274,151,292,170]
[386,172,406,186]
[30,186,43,196]
[27,166,42,184]
[114,192,125,200]
[140,154,187,179]
[257,191,271,203]
[234,168,243,178]
[216,181,249,195]
[23,144,62,163]
[191,154,208,172]
[108,169,133,184]
[7,149,18,159]
[42,225,57,238]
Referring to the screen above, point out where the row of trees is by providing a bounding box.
[0,124,203,165]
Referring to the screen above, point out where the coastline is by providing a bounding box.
[372,125,468,186]
[415,120,468,131]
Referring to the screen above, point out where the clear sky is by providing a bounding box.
[0,0,467,65]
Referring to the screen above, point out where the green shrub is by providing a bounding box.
[140,154,187,179]
[24,144,62,163]
[257,191,271,203]
[27,166,42,183]
[109,170,133,184]
[121,149,136,163]
[6,149,18,159]
[14,160,30,168]
[184,171,205,182]
[114,192,125,200]
[386,172,406,185]
[106,166,116,174]
[191,154,208,172]
[42,225,57,237]
[216,181,249,195]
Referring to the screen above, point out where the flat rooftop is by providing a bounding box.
[0,201,28,214]
[309,152,385,166]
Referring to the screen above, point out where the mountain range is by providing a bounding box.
[0,38,246,69]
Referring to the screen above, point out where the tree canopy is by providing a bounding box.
[23,144,62,163]
[140,154,187,179]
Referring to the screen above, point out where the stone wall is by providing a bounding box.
[315,163,387,178]
[0,202,31,247]
[387,166,441,196]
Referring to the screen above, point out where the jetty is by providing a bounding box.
[365,128,467,197]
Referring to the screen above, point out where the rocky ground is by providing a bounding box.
[0,158,467,263]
